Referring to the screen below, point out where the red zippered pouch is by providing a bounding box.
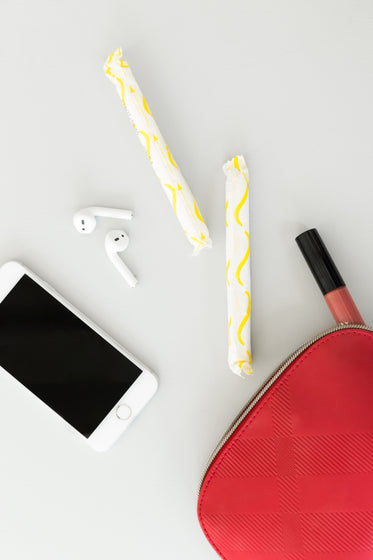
[198,325,373,559]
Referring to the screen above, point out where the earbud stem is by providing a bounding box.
[111,254,138,288]
[92,207,133,221]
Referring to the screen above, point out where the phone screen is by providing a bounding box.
[0,275,142,437]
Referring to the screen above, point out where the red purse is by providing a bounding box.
[198,325,373,559]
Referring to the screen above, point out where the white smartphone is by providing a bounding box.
[0,261,158,451]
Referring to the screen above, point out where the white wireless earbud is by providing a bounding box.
[73,207,133,234]
[105,230,138,288]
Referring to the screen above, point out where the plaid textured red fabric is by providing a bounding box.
[198,328,373,559]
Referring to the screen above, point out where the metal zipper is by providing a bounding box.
[199,323,373,494]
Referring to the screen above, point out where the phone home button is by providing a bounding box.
[116,404,132,420]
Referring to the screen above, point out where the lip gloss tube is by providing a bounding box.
[295,228,364,325]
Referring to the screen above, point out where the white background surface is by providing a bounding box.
[0,1,373,558]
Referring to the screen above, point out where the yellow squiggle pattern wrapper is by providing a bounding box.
[104,48,211,254]
[224,155,252,377]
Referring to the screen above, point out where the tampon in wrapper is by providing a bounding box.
[104,48,211,254]
[224,155,252,377]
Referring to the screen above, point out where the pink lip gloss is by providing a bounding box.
[296,228,364,325]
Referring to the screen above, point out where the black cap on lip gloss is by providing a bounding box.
[295,228,345,296]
